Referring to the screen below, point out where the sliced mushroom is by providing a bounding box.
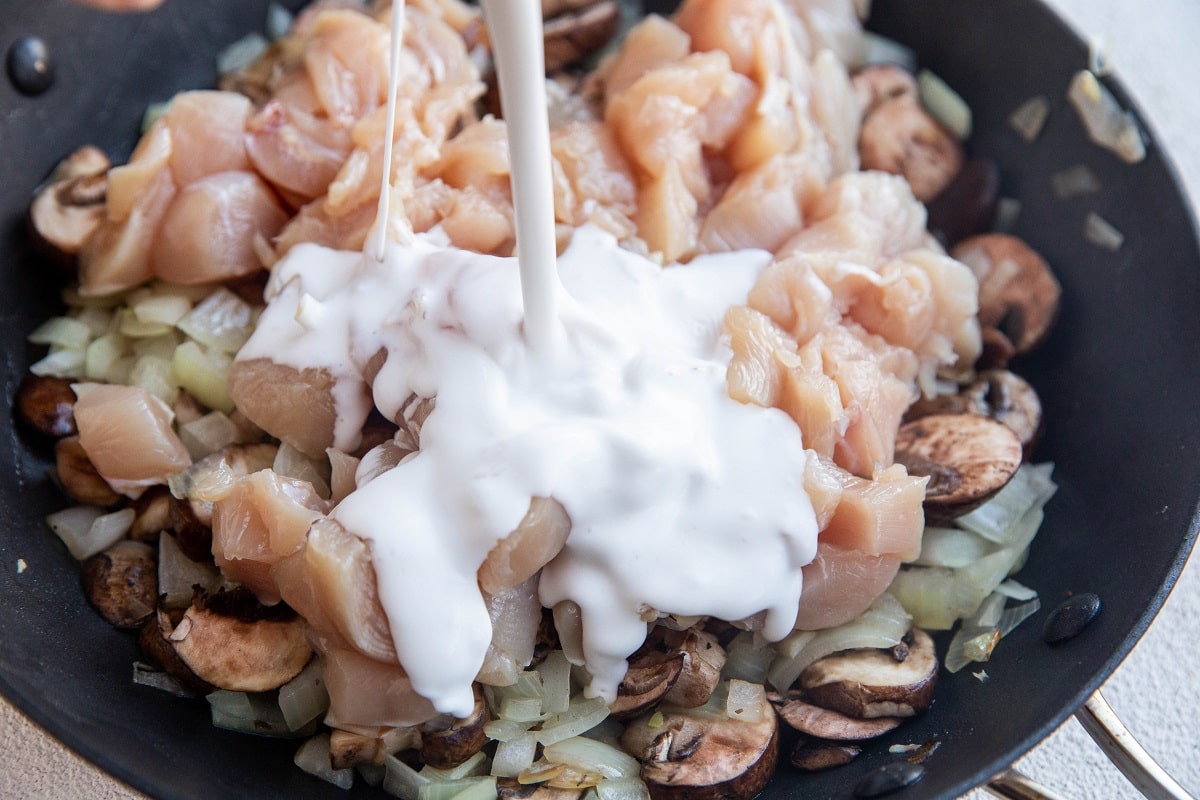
[138,608,215,693]
[542,0,602,17]
[497,777,586,800]
[29,150,110,270]
[419,689,491,769]
[800,629,939,719]
[789,740,861,771]
[621,701,779,800]
[129,485,173,543]
[543,0,621,73]
[50,145,111,183]
[609,648,685,720]
[329,726,421,770]
[81,540,158,628]
[661,628,726,708]
[904,370,1043,457]
[55,435,121,507]
[169,494,215,563]
[165,589,312,692]
[851,64,917,117]
[925,156,1000,247]
[859,95,964,202]
[951,233,1061,355]
[893,413,1023,518]
[978,326,1017,370]
[14,374,77,439]
[773,697,902,741]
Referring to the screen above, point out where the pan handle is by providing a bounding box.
[982,690,1195,800]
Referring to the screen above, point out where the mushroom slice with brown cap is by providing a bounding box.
[800,629,939,719]
[904,370,1043,458]
[81,540,157,628]
[661,628,726,708]
[859,95,964,202]
[28,148,110,271]
[420,689,491,769]
[789,741,862,771]
[14,374,77,439]
[621,691,779,800]
[951,233,1061,355]
[851,64,917,117]
[543,0,621,73]
[138,607,215,694]
[894,413,1023,519]
[56,435,121,507]
[165,589,312,692]
[608,648,686,720]
[773,697,902,741]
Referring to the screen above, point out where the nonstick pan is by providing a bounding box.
[2,1,1198,798]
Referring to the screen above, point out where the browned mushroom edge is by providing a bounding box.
[81,540,158,628]
[894,413,1024,518]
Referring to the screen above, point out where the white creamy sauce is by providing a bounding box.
[236,0,822,717]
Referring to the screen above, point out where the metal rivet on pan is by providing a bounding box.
[854,762,926,798]
[1043,592,1102,644]
[7,35,56,96]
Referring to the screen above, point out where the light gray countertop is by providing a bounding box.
[2,1,1198,798]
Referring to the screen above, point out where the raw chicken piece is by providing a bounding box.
[211,469,331,604]
[819,463,927,560]
[78,167,175,296]
[274,518,399,663]
[794,541,901,630]
[697,153,823,254]
[596,14,690,98]
[302,10,391,126]
[163,91,254,187]
[550,122,638,237]
[245,101,354,202]
[72,383,191,495]
[322,646,438,729]
[151,171,288,285]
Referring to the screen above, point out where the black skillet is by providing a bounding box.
[2,0,1198,797]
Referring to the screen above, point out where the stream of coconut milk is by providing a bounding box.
[237,0,820,716]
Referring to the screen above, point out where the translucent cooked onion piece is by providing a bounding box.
[1067,70,1146,164]
[295,733,355,789]
[46,506,135,560]
[767,593,911,691]
[278,658,330,731]
[543,736,641,780]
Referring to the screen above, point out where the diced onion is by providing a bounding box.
[422,752,490,783]
[418,778,498,800]
[1008,95,1050,143]
[721,630,774,684]
[217,32,269,76]
[180,411,241,460]
[85,333,130,382]
[767,593,911,690]
[993,197,1023,233]
[1050,164,1102,199]
[278,659,329,731]
[28,317,91,350]
[132,293,192,327]
[46,506,135,560]
[266,1,294,39]
[1067,70,1146,163]
[995,579,1037,601]
[956,463,1056,544]
[888,567,959,631]
[30,347,86,379]
[158,532,221,609]
[385,754,432,800]
[912,527,995,568]
[274,442,332,499]
[208,690,316,738]
[543,736,641,780]
[536,697,610,746]
[1084,212,1125,251]
[171,341,235,413]
[177,288,256,354]
[119,308,173,339]
[535,650,572,716]
[132,662,197,698]
[997,597,1041,637]
[484,718,536,743]
[295,734,355,790]
[491,732,537,778]
[724,679,768,724]
[595,777,652,800]
[130,354,178,405]
[918,69,972,140]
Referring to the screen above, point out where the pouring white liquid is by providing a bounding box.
[237,0,821,717]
